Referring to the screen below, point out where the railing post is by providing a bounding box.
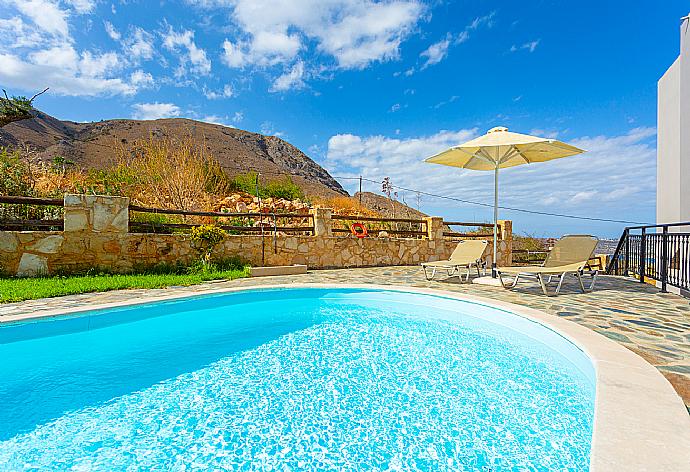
[310,207,332,237]
[661,225,668,292]
[497,219,512,265]
[64,194,129,233]
[624,229,630,275]
[425,217,444,240]
[639,227,646,283]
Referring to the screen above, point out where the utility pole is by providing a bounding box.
[256,173,265,266]
[358,175,362,205]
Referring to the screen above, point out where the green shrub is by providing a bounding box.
[74,165,140,196]
[0,148,32,196]
[190,224,227,265]
[263,177,304,200]
[229,171,304,201]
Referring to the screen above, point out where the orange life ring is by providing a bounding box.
[350,222,368,238]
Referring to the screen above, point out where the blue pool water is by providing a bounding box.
[0,288,595,471]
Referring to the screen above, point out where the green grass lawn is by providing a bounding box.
[0,266,249,303]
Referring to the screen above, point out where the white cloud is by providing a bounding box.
[523,40,540,52]
[199,112,243,127]
[420,36,450,69]
[65,0,96,14]
[221,39,249,68]
[529,128,560,139]
[130,69,154,87]
[466,11,495,33]
[208,0,423,78]
[511,40,540,53]
[0,16,45,48]
[432,95,459,109]
[0,52,135,96]
[201,115,232,127]
[131,102,182,120]
[260,121,284,136]
[126,27,155,60]
[204,83,234,99]
[79,51,121,77]
[1,1,149,98]
[28,45,122,78]
[11,0,70,38]
[326,127,656,226]
[29,44,79,70]
[104,20,121,41]
[412,11,494,73]
[326,129,478,179]
[162,27,211,76]
[270,60,305,92]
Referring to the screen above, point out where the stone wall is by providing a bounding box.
[0,194,512,276]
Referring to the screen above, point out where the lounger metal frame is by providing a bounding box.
[498,266,598,296]
[422,260,486,282]
[497,235,600,296]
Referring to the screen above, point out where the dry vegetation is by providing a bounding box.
[1,137,390,221]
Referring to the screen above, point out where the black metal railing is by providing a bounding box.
[607,222,690,295]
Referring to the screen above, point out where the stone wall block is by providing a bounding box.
[27,235,64,254]
[425,216,444,240]
[17,253,48,277]
[310,207,333,237]
[64,194,129,234]
[0,233,18,252]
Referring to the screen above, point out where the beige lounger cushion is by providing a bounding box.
[498,235,598,274]
[421,240,488,267]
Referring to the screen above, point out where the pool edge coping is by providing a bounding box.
[3,282,690,471]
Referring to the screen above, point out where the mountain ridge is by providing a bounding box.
[0,111,348,199]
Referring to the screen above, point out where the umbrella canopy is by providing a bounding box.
[424,126,586,276]
[425,126,584,170]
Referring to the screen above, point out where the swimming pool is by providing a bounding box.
[0,288,595,470]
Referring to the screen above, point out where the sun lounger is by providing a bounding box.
[421,240,488,281]
[497,235,599,296]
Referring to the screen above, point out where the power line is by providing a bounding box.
[335,176,651,226]
[29,139,649,225]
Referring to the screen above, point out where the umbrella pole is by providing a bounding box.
[492,163,498,277]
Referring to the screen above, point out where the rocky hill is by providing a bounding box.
[354,192,428,219]
[0,111,347,199]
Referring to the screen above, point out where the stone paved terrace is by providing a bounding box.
[2,266,689,409]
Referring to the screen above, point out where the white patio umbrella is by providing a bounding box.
[424,126,586,277]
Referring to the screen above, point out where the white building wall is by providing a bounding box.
[657,16,690,225]
[657,59,680,224]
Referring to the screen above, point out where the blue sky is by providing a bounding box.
[1,1,687,237]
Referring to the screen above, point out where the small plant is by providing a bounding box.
[190,224,227,267]
[0,88,48,127]
[50,156,75,175]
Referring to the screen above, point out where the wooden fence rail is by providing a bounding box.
[0,195,65,231]
[442,221,500,239]
[0,195,503,241]
[0,195,64,206]
[331,214,427,224]
[129,204,315,235]
[129,204,313,220]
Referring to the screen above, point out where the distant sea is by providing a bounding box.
[595,239,619,255]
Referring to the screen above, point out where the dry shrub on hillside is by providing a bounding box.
[315,196,380,217]
[122,135,221,211]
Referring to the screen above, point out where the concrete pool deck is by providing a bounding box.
[1,267,690,469]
